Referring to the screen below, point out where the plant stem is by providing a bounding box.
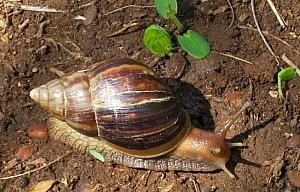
[170,14,183,33]
[278,78,284,98]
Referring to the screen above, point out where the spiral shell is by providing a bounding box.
[30,59,190,158]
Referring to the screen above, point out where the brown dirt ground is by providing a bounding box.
[0,0,300,191]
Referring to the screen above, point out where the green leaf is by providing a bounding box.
[277,67,297,98]
[154,0,183,33]
[144,24,172,57]
[89,149,105,162]
[154,0,178,19]
[177,30,210,59]
[278,67,297,81]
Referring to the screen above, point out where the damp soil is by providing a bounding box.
[0,0,300,191]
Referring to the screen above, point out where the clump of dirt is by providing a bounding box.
[0,0,300,191]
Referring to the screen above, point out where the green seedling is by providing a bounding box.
[143,24,172,57]
[177,30,210,59]
[155,0,183,33]
[144,0,211,59]
[89,149,105,162]
[277,67,297,98]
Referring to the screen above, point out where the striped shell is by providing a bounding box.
[30,59,191,158]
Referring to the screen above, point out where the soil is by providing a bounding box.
[0,0,300,191]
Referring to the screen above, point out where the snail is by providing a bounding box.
[30,58,250,178]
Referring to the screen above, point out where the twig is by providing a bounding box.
[0,151,71,180]
[44,38,84,60]
[250,0,279,64]
[238,25,300,56]
[45,38,92,63]
[282,54,300,77]
[20,5,65,13]
[102,5,154,16]
[70,1,96,13]
[219,52,253,65]
[6,3,66,13]
[35,20,51,38]
[18,18,30,31]
[226,0,235,28]
[266,0,286,28]
[106,22,138,37]
[65,37,85,54]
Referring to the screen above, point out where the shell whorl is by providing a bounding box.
[30,59,191,158]
[30,72,98,135]
[30,79,64,118]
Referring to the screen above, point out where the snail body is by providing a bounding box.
[30,59,249,178]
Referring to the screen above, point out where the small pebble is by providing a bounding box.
[284,133,293,138]
[27,122,48,140]
[16,145,33,161]
[269,90,279,98]
[287,170,300,188]
[286,134,300,148]
[32,67,38,73]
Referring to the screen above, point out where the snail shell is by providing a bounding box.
[30,59,191,158]
[31,58,250,178]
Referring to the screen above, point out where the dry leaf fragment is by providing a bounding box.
[30,180,56,192]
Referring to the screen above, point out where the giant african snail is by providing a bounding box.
[30,58,250,178]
